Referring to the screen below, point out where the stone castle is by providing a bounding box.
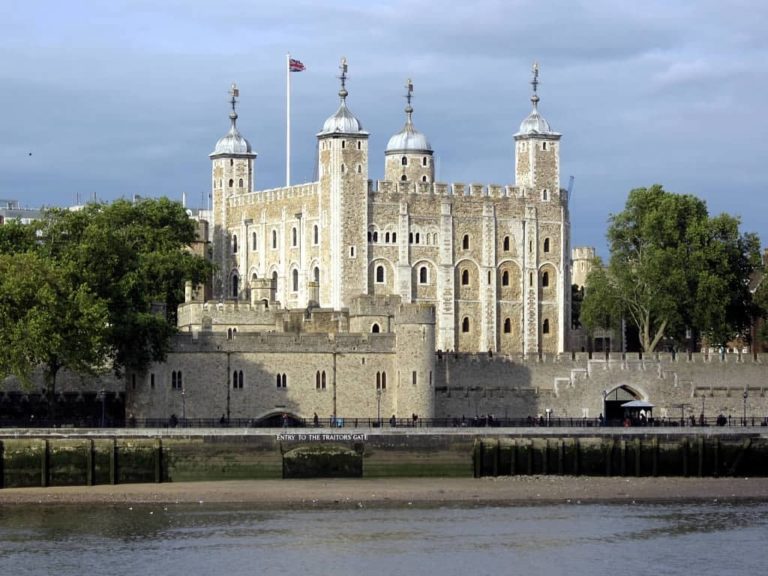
[7,60,766,427]
[209,60,569,356]
[125,60,576,423]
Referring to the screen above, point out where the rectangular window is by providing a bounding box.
[412,371,417,385]
[349,246,356,258]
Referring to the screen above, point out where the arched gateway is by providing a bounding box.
[603,385,642,424]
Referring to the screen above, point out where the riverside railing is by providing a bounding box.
[1,415,767,430]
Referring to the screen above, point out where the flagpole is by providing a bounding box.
[286,53,291,187]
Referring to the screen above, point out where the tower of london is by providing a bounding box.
[209,60,570,356]
[125,60,573,423]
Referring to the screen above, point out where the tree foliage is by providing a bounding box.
[0,252,109,407]
[0,198,211,390]
[581,185,761,352]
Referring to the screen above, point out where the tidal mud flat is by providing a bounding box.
[2,476,768,508]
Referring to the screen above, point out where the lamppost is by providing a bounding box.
[743,390,748,426]
[376,388,382,427]
[99,388,106,428]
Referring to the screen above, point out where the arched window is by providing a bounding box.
[401,156,408,166]
[341,140,346,149]
[228,179,234,188]
[292,227,297,247]
[227,328,233,340]
[341,163,346,173]
[401,175,407,181]
[292,269,299,292]
[376,371,381,390]
[419,266,428,284]
[372,323,380,333]
[409,232,413,244]
[504,318,511,333]
[272,271,278,291]
[462,235,470,250]
[232,235,238,253]
[357,164,362,174]
[357,141,361,150]
[313,225,319,244]
[316,371,321,390]
[238,178,243,188]
[462,317,470,333]
[422,156,428,167]
[373,231,378,243]
[544,238,550,253]
[392,232,397,243]
[542,189,549,201]
[276,373,287,388]
[502,270,509,286]
[376,265,385,283]
[385,232,390,243]
[272,230,277,249]
[543,319,550,334]
[252,232,257,251]
[461,269,469,286]
[314,266,320,283]
[542,271,550,288]
[503,236,510,252]
[322,371,326,389]
[422,175,428,182]
[382,372,387,389]
[415,232,420,244]
[232,275,239,298]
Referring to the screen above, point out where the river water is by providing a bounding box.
[1,501,766,575]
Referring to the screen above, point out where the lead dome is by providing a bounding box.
[318,58,366,135]
[386,80,431,153]
[210,83,255,157]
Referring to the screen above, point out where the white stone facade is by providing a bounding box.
[211,64,570,356]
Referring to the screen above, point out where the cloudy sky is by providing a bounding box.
[2,0,767,255]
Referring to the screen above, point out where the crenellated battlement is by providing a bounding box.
[572,246,596,261]
[173,330,397,354]
[228,181,319,208]
[368,179,567,203]
[395,302,436,325]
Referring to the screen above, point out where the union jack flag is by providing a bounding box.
[289,58,305,72]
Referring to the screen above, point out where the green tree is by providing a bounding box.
[37,198,211,374]
[0,252,109,413]
[581,185,761,352]
[0,220,38,254]
[579,260,621,338]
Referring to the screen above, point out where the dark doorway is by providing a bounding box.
[603,386,639,425]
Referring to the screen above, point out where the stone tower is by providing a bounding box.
[513,63,568,354]
[514,63,561,194]
[317,58,370,309]
[210,83,257,299]
[384,79,434,184]
[571,246,596,289]
[394,302,436,418]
